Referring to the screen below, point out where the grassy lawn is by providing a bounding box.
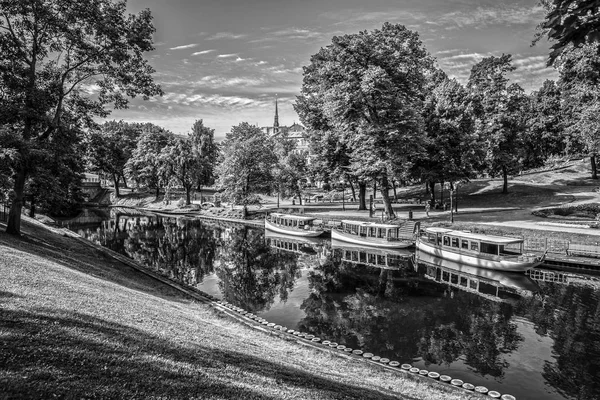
[0,218,480,400]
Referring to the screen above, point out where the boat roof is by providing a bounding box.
[270,213,316,221]
[341,220,399,229]
[423,227,523,244]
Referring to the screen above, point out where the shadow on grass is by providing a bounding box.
[0,307,415,400]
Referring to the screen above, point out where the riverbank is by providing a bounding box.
[0,216,481,400]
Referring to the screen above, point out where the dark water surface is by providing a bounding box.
[65,210,600,400]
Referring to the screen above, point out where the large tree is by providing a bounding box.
[125,127,173,199]
[0,0,162,235]
[84,121,141,197]
[216,122,277,206]
[557,43,600,178]
[295,23,433,218]
[534,0,600,65]
[189,119,218,196]
[468,55,527,194]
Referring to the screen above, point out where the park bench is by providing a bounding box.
[566,243,600,258]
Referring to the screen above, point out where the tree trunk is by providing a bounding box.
[379,175,395,219]
[429,181,435,205]
[348,180,356,201]
[120,173,128,189]
[392,180,397,201]
[29,196,35,218]
[440,181,444,205]
[502,165,509,194]
[358,182,367,210]
[373,181,377,199]
[185,185,191,205]
[425,181,430,194]
[297,191,303,205]
[112,173,120,197]
[591,155,598,179]
[156,185,160,200]
[6,166,26,235]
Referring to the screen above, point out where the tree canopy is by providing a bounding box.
[0,0,162,234]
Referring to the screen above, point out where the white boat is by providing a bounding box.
[331,220,419,249]
[265,213,324,237]
[416,227,545,272]
[332,239,413,269]
[265,230,327,255]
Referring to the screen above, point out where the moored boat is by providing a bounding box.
[265,213,324,237]
[416,227,544,272]
[331,220,419,249]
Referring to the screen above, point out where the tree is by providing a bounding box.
[273,134,309,205]
[418,75,479,204]
[523,80,570,168]
[189,120,218,197]
[84,121,141,197]
[295,23,433,218]
[162,136,202,205]
[125,127,173,199]
[216,122,277,206]
[0,0,162,235]
[534,0,600,65]
[468,55,527,194]
[557,43,600,178]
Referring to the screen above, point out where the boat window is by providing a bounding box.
[388,228,398,239]
[368,227,376,237]
[462,240,469,249]
[378,229,385,239]
[388,256,400,268]
[469,280,478,290]
[442,271,450,282]
[428,233,436,242]
[360,226,367,237]
[451,237,459,248]
[368,253,376,265]
[450,273,458,284]
[480,242,499,255]
[460,277,468,287]
[359,252,367,263]
[471,242,479,252]
[443,236,450,246]
[351,251,358,262]
[377,255,386,265]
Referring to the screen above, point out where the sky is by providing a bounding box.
[104,0,559,140]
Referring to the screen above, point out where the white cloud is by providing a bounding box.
[217,53,238,58]
[206,32,248,40]
[169,43,198,50]
[439,5,545,28]
[191,49,216,55]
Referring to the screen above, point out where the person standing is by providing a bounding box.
[425,201,430,217]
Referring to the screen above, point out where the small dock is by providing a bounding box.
[541,254,600,274]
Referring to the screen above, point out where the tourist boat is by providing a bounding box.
[416,251,539,302]
[331,220,419,249]
[264,213,325,237]
[416,227,545,272]
[332,239,412,270]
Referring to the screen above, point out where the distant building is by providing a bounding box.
[261,97,309,154]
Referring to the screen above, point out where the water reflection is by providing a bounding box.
[70,212,600,400]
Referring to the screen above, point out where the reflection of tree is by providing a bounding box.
[520,283,600,400]
[298,255,523,378]
[215,227,300,313]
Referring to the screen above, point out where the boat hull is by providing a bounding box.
[331,229,414,249]
[416,239,542,272]
[265,219,324,237]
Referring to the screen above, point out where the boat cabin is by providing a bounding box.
[340,220,416,241]
[338,247,410,269]
[268,213,318,229]
[422,227,524,256]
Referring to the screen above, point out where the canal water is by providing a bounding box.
[64,210,600,400]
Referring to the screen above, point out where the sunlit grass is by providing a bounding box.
[0,218,480,400]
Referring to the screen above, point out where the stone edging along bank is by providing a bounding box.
[63,227,513,400]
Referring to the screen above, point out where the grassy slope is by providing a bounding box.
[0,219,481,400]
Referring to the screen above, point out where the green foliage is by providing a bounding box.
[296,23,434,216]
[125,126,173,198]
[189,119,218,190]
[0,0,162,234]
[216,122,277,205]
[534,0,600,65]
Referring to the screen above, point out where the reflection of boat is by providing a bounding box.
[265,213,324,237]
[417,251,539,301]
[416,227,544,272]
[265,230,327,255]
[331,220,418,249]
[332,239,413,269]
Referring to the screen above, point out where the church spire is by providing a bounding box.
[274,95,279,130]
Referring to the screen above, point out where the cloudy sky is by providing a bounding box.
[108,0,558,139]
